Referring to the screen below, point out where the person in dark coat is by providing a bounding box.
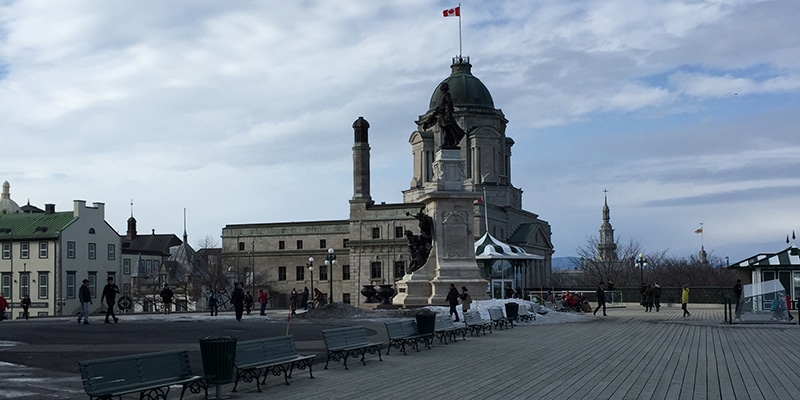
[446,283,461,322]
[289,288,298,316]
[78,279,92,324]
[100,276,119,323]
[244,291,254,315]
[301,287,310,310]
[20,295,31,320]
[593,281,607,316]
[231,282,246,322]
[644,285,654,312]
[159,284,174,315]
[653,283,663,312]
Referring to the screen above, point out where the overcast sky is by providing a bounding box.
[1,0,798,263]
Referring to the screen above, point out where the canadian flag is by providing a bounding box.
[443,6,460,17]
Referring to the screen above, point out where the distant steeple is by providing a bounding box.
[126,199,137,239]
[698,245,708,265]
[598,190,617,262]
[0,181,22,214]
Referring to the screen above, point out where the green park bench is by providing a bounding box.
[434,314,467,344]
[384,319,432,355]
[322,326,383,370]
[232,335,315,393]
[78,350,207,400]
[488,307,514,330]
[463,311,493,336]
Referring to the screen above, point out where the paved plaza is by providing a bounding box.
[1,304,798,400]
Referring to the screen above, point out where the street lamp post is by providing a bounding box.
[636,253,647,304]
[307,257,314,310]
[325,248,336,304]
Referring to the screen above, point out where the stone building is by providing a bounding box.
[222,57,553,307]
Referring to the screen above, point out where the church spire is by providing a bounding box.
[598,190,617,262]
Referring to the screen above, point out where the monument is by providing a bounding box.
[393,67,488,307]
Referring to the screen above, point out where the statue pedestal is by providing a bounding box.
[394,149,487,307]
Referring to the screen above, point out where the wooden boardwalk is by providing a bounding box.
[221,305,800,400]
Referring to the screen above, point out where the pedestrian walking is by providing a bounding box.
[231,282,245,322]
[100,277,119,324]
[258,289,268,316]
[653,283,662,312]
[159,284,174,315]
[460,286,472,312]
[208,289,219,316]
[244,291,254,315]
[20,295,31,320]
[301,287,310,310]
[289,288,298,316]
[593,281,607,316]
[644,285,654,312]
[733,279,743,320]
[681,284,691,317]
[0,294,8,321]
[78,279,92,324]
[313,288,323,309]
[446,283,461,322]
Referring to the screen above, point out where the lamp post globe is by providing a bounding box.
[308,257,314,310]
[325,248,336,304]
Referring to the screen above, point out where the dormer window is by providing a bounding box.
[89,228,95,234]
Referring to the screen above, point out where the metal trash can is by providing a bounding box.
[415,310,436,336]
[505,302,519,321]
[199,336,237,384]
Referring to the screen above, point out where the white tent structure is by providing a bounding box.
[474,233,543,299]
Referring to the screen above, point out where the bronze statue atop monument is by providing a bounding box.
[422,82,466,149]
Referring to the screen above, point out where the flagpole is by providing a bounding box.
[458,3,463,58]
[483,187,489,234]
[700,222,704,248]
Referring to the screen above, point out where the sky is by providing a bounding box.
[1,0,799,264]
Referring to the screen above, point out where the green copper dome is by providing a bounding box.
[429,57,494,111]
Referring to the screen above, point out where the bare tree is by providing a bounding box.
[573,236,646,287]
[196,235,219,250]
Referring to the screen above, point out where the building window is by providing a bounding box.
[279,240,285,250]
[319,239,326,249]
[370,262,382,280]
[88,243,96,260]
[1,273,10,297]
[295,266,305,281]
[39,242,48,258]
[88,273,97,297]
[343,238,349,248]
[343,293,351,304]
[319,265,328,281]
[296,240,303,250]
[123,259,131,275]
[278,266,287,281]
[371,227,380,239]
[20,242,29,259]
[38,273,48,299]
[89,228,95,234]
[1,243,9,259]
[19,273,30,297]
[67,242,76,259]
[342,265,351,280]
[394,261,405,279]
[395,226,405,238]
[66,272,76,299]
[107,244,115,260]
[238,242,245,251]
